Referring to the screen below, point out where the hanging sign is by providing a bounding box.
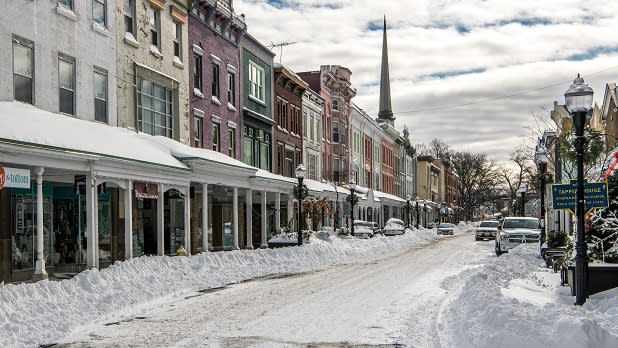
[134,182,159,199]
[552,180,608,215]
[0,165,31,190]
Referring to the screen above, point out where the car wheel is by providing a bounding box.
[475,236,479,241]
[495,242,502,256]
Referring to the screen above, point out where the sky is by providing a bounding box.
[233,0,618,166]
[2,225,617,347]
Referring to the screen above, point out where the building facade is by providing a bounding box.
[302,88,324,181]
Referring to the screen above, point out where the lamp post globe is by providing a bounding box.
[295,164,307,246]
[565,74,594,306]
[349,180,356,236]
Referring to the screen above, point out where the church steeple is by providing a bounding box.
[377,15,394,124]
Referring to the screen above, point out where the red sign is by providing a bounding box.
[134,182,158,199]
[0,164,5,190]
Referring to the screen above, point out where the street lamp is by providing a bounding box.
[517,184,527,217]
[415,197,420,229]
[405,195,412,229]
[349,179,357,236]
[295,164,307,246]
[565,74,594,306]
[535,140,549,247]
[423,203,428,228]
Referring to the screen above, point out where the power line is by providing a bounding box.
[393,64,618,114]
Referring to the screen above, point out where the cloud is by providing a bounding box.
[235,0,618,164]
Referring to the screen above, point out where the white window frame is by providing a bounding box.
[93,0,107,27]
[58,54,76,116]
[248,60,265,103]
[12,36,34,105]
[93,67,108,123]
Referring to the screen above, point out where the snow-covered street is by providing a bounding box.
[2,224,617,347]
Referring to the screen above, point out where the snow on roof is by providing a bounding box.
[143,135,255,171]
[253,169,297,184]
[0,101,187,170]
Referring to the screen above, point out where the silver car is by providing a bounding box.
[475,220,499,241]
[437,223,455,235]
[495,217,541,256]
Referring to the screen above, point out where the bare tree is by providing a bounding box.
[451,151,501,221]
[430,138,451,160]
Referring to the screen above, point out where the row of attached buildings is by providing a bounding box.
[0,0,458,283]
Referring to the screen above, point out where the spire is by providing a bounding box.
[377,15,394,124]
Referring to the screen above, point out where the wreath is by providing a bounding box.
[293,183,309,200]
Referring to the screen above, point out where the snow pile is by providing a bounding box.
[0,227,442,347]
[438,244,618,348]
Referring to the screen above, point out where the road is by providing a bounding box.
[60,230,492,347]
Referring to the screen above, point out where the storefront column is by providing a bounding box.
[33,167,47,280]
[86,174,98,269]
[232,187,239,250]
[124,179,133,259]
[275,193,281,233]
[202,183,209,252]
[245,189,253,249]
[184,185,191,254]
[157,184,164,255]
[261,190,268,248]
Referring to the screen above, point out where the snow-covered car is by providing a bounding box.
[475,220,500,241]
[383,218,405,236]
[436,223,455,235]
[352,220,374,239]
[495,217,541,256]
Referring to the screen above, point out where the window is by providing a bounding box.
[285,149,294,177]
[227,72,235,106]
[173,22,181,60]
[124,0,134,34]
[333,158,340,183]
[59,0,73,10]
[277,98,288,129]
[211,63,219,98]
[147,7,160,48]
[332,121,340,144]
[212,123,220,151]
[194,116,203,148]
[93,0,106,26]
[58,55,75,115]
[248,60,264,102]
[332,99,339,111]
[12,36,34,104]
[308,154,317,180]
[243,126,271,170]
[93,69,107,123]
[193,53,202,90]
[137,78,174,138]
[228,128,235,157]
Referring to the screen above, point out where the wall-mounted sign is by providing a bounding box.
[0,164,31,190]
[552,180,608,215]
[134,182,159,199]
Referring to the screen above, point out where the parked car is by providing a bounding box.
[383,218,405,236]
[475,220,500,241]
[352,220,374,239]
[495,217,541,256]
[437,223,455,235]
[427,222,435,229]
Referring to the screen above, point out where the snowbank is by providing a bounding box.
[0,227,440,347]
[438,244,618,348]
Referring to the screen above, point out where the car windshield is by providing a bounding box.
[480,221,499,227]
[438,223,453,228]
[502,219,540,229]
[354,221,372,227]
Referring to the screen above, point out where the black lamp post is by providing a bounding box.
[295,164,307,246]
[517,184,527,217]
[405,195,412,229]
[565,74,594,306]
[415,197,420,229]
[349,179,357,236]
[423,203,427,228]
[535,140,549,246]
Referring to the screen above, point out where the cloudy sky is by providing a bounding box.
[234,0,618,165]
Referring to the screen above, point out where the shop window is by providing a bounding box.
[12,36,34,104]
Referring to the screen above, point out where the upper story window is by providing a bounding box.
[137,78,174,138]
[58,0,74,10]
[248,60,264,103]
[193,52,202,91]
[277,98,288,129]
[194,116,203,148]
[93,0,107,27]
[212,123,220,151]
[228,127,235,157]
[147,7,160,49]
[211,63,220,98]
[332,121,340,144]
[12,36,34,105]
[227,71,235,106]
[58,54,75,115]
[124,0,134,35]
[173,22,181,61]
[93,68,108,123]
[332,99,339,111]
